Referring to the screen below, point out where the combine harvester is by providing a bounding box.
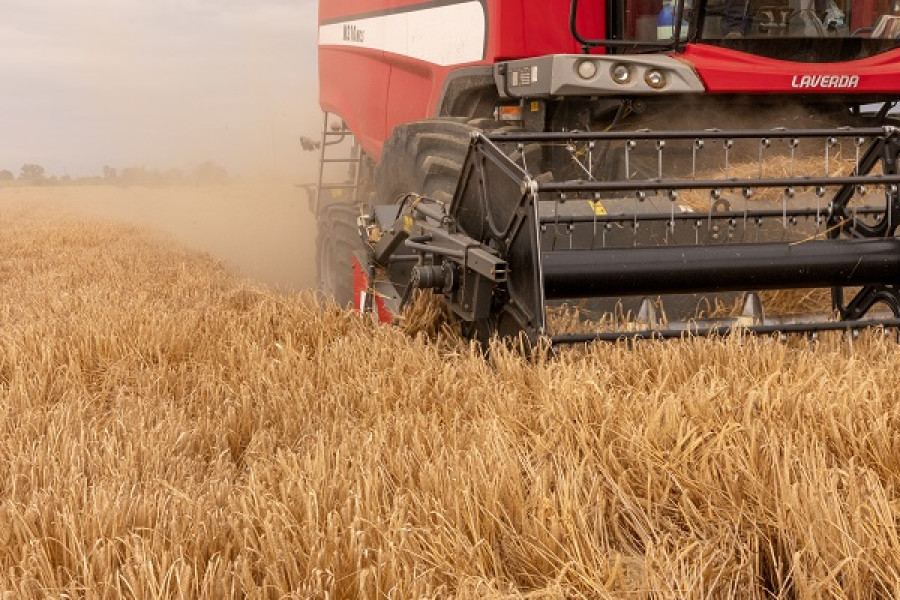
[313,0,900,345]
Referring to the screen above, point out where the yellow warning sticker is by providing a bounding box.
[530,101,541,112]
[403,215,414,232]
[589,200,607,216]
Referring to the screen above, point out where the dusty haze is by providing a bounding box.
[1,184,319,291]
[1,1,325,291]
[0,1,322,179]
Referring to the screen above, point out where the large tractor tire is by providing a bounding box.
[316,199,362,306]
[375,117,538,206]
[375,119,472,206]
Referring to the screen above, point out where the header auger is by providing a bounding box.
[314,0,900,344]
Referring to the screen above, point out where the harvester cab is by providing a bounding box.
[315,0,900,345]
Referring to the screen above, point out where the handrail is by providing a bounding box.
[569,0,680,53]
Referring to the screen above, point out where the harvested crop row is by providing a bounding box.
[1,207,899,598]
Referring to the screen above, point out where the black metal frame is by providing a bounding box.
[569,0,683,53]
[554,317,900,343]
[366,125,900,345]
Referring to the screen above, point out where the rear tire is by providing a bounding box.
[375,119,472,206]
[316,199,361,306]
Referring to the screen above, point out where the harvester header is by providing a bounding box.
[313,0,900,344]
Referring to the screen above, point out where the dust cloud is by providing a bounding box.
[0,1,328,291]
[1,184,320,292]
[0,2,324,179]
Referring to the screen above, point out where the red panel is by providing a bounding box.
[679,44,900,94]
[385,56,442,154]
[320,49,483,160]
[318,47,389,158]
[851,0,878,30]
[318,0,607,158]
[352,255,365,311]
[320,1,377,21]
[489,0,605,59]
[352,255,394,323]
[320,0,440,20]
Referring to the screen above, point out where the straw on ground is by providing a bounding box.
[1,207,899,598]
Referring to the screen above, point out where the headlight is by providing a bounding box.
[611,64,632,85]
[576,60,598,80]
[644,69,667,89]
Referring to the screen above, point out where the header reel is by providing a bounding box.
[360,125,900,345]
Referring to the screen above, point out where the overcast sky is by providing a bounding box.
[0,0,320,178]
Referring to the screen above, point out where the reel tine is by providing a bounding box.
[588,140,594,177]
[724,137,733,179]
[625,139,635,181]
[789,137,799,178]
[855,136,865,175]
[667,188,678,243]
[656,138,666,182]
[758,137,770,179]
[692,137,704,180]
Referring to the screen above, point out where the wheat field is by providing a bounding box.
[1,192,900,598]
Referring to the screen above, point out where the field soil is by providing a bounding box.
[1,188,900,598]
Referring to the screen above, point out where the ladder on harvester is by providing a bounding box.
[309,111,365,216]
[305,111,370,304]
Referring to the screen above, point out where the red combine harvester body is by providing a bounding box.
[319,1,605,159]
[313,0,900,345]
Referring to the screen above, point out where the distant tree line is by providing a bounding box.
[0,162,230,186]
[0,164,50,183]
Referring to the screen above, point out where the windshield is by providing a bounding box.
[699,0,900,38]
[609,0,900,59]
